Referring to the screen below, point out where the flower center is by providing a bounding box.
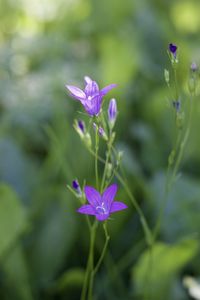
[88,96,92,100]
[96,203,107,215]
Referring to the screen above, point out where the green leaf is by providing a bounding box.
[29,189,78,285]
[0,184,27,258]
[133,239,199,300]
[2,245,33,300]
[56,268,85,292]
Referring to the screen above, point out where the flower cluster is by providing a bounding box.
[66,76,127,221]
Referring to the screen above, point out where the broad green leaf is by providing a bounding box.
[0,184,27,258]
[133,239,198,300]
[29,188,78,285]
[2,245,33,300]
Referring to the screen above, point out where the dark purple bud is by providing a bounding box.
[173,100,181,112]
[169,43,177,58]
[108,98,117,128]
[78,120,85,133]
[190,62,198,72]
[72,179,81,195]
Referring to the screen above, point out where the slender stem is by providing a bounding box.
[152,128,182,239]
[114,170,153,246]
[81,249,91,300]
[100,134,112,193]
[93,223,110,275]
[173,66,179,100]
[95,128,99,189]
[88,221,97,300]
[171,98,193,183]
[153,96,194,240]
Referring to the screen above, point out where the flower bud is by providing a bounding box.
[72,179,82,196]
[84,133,92,148]
[99,126,108,141]
[172,100,181,113]
[108,98,117,129]
[168,43,178,64]
[93,123,108,141]
[164,69,170,85]
[188,62,198,95]
[190,62,198,72]
[74,119,85,138]
[105,163,113,180]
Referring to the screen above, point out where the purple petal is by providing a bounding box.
[110,201,127,213]
[95,213,110,222]
[84,76,93,84]
[84,81,99,98]
[100,84,117,96]
[102,184,118,210]
[66,85,86,101]
[84,95,102,116]
[77,204,96,215]
[84,186,101,207]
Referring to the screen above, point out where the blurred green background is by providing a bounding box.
[0,0,200,299]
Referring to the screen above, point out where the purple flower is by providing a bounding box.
[108,98,117,128]
[66,76,117,116]
[169,43,177,58]
[77,184,127,221]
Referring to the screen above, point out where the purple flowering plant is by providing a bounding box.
[66,75,134,300]
[65,45,197,299]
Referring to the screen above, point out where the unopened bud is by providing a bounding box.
[164,69,170,84]
[168,43,178,64]
[72,179,82,196]
[108,98,117,129]
[106,163,113,179]
[74,119,85,139]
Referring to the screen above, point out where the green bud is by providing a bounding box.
[106,163,113,179]
[84,133,92,149]
[164,69,170,84]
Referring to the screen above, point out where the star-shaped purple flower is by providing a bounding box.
[66,76,117,116]
[77,184,127,221]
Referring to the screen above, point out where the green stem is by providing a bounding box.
[153,96,194,241]
[88,222,97,300]
[100,135,112,193]
[95,128,99,189]
[114,170,153,247]
[93,223,110,275]
[173,66,179,100]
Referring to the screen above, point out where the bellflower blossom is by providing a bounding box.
[66,76,117,116]
[77,184,127,221]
